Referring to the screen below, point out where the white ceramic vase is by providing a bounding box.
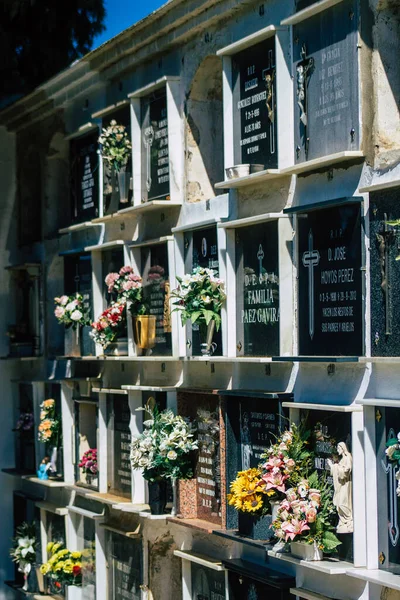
[290,540,323,561]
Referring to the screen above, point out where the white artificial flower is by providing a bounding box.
[167,450,177,460]
[386,444,398,459]
[66,300,78,312]
[70,310,83,321]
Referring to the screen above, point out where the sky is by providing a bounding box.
[93,0,167,49]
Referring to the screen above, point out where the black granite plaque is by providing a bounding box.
[190,226,222,356]
[225,394,288,529]
[109,533,142,600]
[109,395,132,498]
[370,189,400,356]
[376,407,400,572]
[300,409,351,486]
[232,38,278,168]
[65,253,95,356]
[191,563,225,600]
[141,243,172,355]
[142,89,169,201]
[236,222,279,356]
[293,0,359,162]
[296,0,316,10]
[228,571,291,600]
[46,513,66,549]
[70,132,99,222]
[16,384,35,473]
[298,202,363,356]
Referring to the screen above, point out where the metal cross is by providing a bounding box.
[302,229,320,340]
[377,213,396,335]
[263,49,276,155]
[257,244,265,277]
[381,428,400,547]
[296,43,314,158]
[143,125,154,192]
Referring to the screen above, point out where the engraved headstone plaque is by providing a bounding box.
[293,0,359,162]
[298,202,363,356]
[236,222,279,356]
[70,132,99,222]
[108,395,132,498]
[109,533,142,600]
[191,563,226,600]
[232,38,278,168]
[141,89,169,201]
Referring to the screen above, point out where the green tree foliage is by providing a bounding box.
[0,0,105,103]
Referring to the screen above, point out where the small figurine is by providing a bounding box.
[37,456,51,480]
[327,442,353,534]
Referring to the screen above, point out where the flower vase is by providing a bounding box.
[85,473,98,488]
[132,316,156,350]
[104,337,128,356]
[64,326,81,357]
[198,320,217,356]
[66,584,83,600]
[237,513,274,541]
[290,540,323,561]
[117,167,130,204]
[171,477,177,517]
[270,500,280,521]
[148,480,167,515]
[48,446,61,479]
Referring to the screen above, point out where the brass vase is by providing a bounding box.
[132,315,156,349]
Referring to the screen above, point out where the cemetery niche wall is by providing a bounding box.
[293,0,359,162]
[224,392,291,529]
[64,253,94,356]
[184,226,222,356]
[297,201,363,356]
[14,383,36,474]
[236,222,279,357]
[70,131,99,223]
[369,187,400,356]
[231,36,278,171]
[141,87,170,202]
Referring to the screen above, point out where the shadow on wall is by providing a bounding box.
[185,55,224,203]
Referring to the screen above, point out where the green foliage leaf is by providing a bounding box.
[190,311,202,324]
[322,531,342,552]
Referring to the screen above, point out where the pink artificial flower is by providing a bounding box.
[281,518,310,541]
[284,457,296,472]
[265,456,284,470]
[54,306,65,318]
[119,265,133,275]
[308,489,321,505]
[306,507,317,523]
[290,500,302,516]
[105,272,119,292]
[286,488,298,503]
[60,295,69,306]
[262,470,288,493]
[279,500,291,512]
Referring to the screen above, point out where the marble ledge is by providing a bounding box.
[167,516,222,534]
[346,568,400,592]
[22,477,67,488]
[267,550,354,575]
[110,503,167,520]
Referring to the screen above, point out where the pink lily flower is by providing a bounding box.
[281,518,310,541]
[262,471,289,493]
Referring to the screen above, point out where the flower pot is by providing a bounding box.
[48,446,63,479]
[66,584,83,600]
[238,513,274,541]
[64,327,81,357]
[270,500,280,521]
[290,541,323,561]
[85,473,98,488]
[104,337,128,356]
[132,315,156,349]
[117,168,131,204]
[35,565,45,593]
[199,320,217,357]
[148,480,167,515]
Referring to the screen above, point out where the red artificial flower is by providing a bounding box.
[73,565,82,577]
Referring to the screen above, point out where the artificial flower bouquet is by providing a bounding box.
[171,267,226,331]
[90,300,126,348]
[38,399,61,446]
[54,294,90,329]
[40,542,82,588]
[78,449,98,476]
[228,467,275,516]
[16,412,34,432]
[130,402,198,482]
[105,266,146,316]
[385,432,400,496]
[271,471,341,554]
[10,522,37,565]
[98,120,132,173]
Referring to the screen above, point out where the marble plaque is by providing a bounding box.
[141,89,169,201]
[236,222,279,356]
[109,395,132,498]
[232,38,278,168]
[191,563,225,600]
[293,0,359,162]
[109,533,142,600]
[298,202,363,356]
[70,131,99,222]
